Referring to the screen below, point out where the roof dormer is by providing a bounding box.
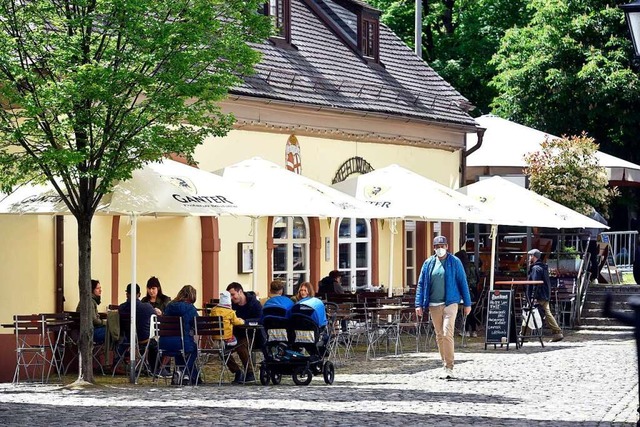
[357,8,380,63]
[304,0,382,65]
[264,0,292,47]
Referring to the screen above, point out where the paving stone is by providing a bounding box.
[0,330,637,426]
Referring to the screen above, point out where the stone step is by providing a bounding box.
[589,284,640,294]
[580,316,633,327]
[583,301,633,311]
[574,324,635,333]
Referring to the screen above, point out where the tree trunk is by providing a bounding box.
[76,214,95,383]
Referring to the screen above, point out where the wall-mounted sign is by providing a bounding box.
[332,156,374,184]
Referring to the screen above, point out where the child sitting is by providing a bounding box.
[210,290,244,346]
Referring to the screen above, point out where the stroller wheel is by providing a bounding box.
[292,366,313,386]
[271,372,282,385]
[259,365,270,386]
[323,361,335,385]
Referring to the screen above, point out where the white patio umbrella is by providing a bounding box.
[466,114,640,184]
[458,176,609,290]
[216,157,388,292]
[332,164,507,296]
[0,158,256,383]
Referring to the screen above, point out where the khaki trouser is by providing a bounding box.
[429,303,458,370]
[538,299,562,335]
[520,300,563,336]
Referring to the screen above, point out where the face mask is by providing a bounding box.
[435,248,447,258]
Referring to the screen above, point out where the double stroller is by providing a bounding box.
[260,296,336,386]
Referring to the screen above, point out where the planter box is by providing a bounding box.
[553,258,581,273]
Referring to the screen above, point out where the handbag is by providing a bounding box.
[522,305,543,330]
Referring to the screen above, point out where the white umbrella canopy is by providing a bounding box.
[332,164,508,296]
[216,157,387,219]
[217,157,389,293]
[332,164,505,224]
[458,176,608,230]
[466,114,640,184]
[459,176,609,291]
[0,159,254,217]
[0,158,256,384]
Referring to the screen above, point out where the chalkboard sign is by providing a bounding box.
[485,290,517,350]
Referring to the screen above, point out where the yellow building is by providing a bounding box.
[0,0,480,381]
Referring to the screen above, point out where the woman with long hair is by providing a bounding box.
[77,279,106,343]
[162,285,199,384]
[291,281,315,303]
[141,276,171,314]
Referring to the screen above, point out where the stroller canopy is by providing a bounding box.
[292,297,327,327]
[262,295,294,320]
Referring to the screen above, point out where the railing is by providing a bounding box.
[600,230,638,272]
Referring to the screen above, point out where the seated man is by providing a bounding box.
[117,283,165,377]
[260,280,285,305]
[318,270,344,296]
[226,282,263,384]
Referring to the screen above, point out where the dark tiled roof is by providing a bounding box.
[232,0,475,127]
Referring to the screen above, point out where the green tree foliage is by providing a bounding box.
[369,0,530,114]
[491,0,640,155]
[525,133,617,216]
[0,0,270,384]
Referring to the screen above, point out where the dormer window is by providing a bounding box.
[357,9,380,64]
[265,0,291,46]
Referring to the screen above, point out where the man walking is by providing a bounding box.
[526,249,564,342]
[415,236,471,379]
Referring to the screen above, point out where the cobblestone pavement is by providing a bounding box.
[0,329,637,426]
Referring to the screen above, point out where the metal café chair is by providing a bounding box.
[155,315,191,385]
[194,315,232,385]
[12,314,50,383]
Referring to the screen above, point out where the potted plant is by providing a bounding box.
[554,246,581,274]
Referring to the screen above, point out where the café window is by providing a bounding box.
[405,220,416,288]
[337,218,371,292]
[272,216,309,294]
[265,0,291,45]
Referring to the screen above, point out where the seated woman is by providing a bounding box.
[291,281,315,303]
[162,285,199,385]
[141,276,171,315]
[76,279,106,344]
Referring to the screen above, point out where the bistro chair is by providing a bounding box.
[194,315,232,385]
[112,312,150,378]
[12,314,50,383]
[155,315,191,385]
[62,311,106,376]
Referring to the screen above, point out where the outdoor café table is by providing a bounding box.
[494,280,545,347]
[236,323,264,383]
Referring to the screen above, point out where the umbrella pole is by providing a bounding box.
[388,218,396,297]
[252,217,258,293]
[489,224,497,292]
[129,214,137,384]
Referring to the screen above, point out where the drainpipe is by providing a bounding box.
[460,126,486,255]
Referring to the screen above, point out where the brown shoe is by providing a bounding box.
[550,333,564,342]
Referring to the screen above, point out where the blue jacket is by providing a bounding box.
[415,253,471,308]
[163,300,198,353]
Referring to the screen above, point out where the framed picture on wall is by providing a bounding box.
[238,242,253,274]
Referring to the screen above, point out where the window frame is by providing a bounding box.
[271,216,310,294]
